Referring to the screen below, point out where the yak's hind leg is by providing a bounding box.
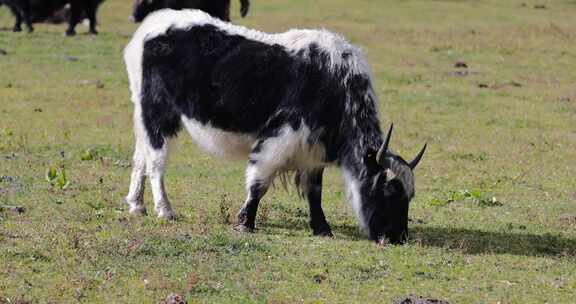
[126,92,180,219]
[145,140,175,220]
[125,105,147,215]
[126,118,176,219]
[125,127,175,220]
[298,169,333,236]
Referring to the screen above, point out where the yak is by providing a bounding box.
[123,9,426,244]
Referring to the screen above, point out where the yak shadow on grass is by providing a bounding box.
[262,218,365,240]
[411,226,576,258]
[263,218,576,257]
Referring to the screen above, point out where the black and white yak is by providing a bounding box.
[130,0,250,23]
[123,9,426,244]
[0,0,103,35]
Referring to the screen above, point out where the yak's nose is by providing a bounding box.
[128,15,136,22]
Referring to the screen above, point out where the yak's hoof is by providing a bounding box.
[128,205,147,216]
[313,228,334,237]
[157,210,176,221]
[13,27,22,32]
[88,29,98,35]
[233,224,255,233]
[65,29,76,36]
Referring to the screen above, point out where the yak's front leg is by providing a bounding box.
[235,164,272,232]
[300,169,333,236]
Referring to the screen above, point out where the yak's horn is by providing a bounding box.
[376,123,393,165]
[409,143,427,169]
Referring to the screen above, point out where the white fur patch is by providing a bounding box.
[181,118,326,173]
[244,123,327,192]
[385,168,397,181]
[181,117,255,159]
[251,123,326,171]
[342,168,367,233]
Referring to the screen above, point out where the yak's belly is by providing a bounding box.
[181,117,255,159]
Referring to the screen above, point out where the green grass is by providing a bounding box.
[1,0,576,303]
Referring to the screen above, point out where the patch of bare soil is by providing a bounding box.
[394,297,450,304]
[559,214,576,225]
[159,293,187,304]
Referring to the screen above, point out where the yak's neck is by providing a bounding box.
[340,115,382,233]
[339,90,383,179]
[338,101,382,233]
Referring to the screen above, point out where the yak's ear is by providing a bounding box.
[364,148,380,175]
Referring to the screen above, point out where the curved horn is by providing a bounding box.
[376,123,393,165]
[409,143,427,169]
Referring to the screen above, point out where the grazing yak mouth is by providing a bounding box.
[123,9,425,243]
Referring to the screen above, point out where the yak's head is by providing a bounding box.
[130,0,161,22]
[358,124,426,245]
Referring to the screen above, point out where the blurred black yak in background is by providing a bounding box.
[0,0,104,35]
[130,0,249,22]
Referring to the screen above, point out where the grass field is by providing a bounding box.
[1,0,576,303]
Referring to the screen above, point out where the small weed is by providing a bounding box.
[80,148,98,161]
[48,196,65,205]
[258,203,270,227]
[427,197,450,207]
[218,194,232,225]
[45,166,70,190]
[0,128,13,137]
[79,145,130,167]
[83,200,105,211]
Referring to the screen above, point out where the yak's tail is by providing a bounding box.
[239,0,250,17]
